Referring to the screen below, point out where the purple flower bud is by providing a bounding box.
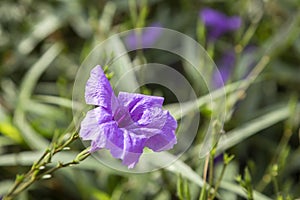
[199,8,241,40]
[212,50,236,88]
[125,22,163,49]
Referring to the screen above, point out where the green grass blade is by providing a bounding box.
[0,180,14,195]
[18,15,63,54]
[14,43,63,149]
[217,104,300,154]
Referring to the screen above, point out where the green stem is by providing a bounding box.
[208,154,214,188]
[3,131,82,200]
[257,98,296,191]
[272,176,279,197]
[199,155,209,200]
[210,163,228,200]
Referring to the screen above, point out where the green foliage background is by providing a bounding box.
[0,0,299,199]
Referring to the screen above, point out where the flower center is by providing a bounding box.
[113,107,132,128]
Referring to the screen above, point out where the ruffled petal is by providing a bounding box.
[90,121,119,152]
[79,107,113,141]
[105,128,147,168]
[121,129,147,168]
[117,92,164,123]
[145,111,177,151]
[105,127,124,159]
[85,65,117,111]
[127,108,168,137]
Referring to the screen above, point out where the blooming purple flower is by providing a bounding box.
[199,8,241,40]
[212,50,236,88]
[125,22,162,49]
[80,65,177,168]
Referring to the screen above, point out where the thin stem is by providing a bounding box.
[3,130,83,200]
[272,176,279,197]
[207,154,215,200]
[257,101,295,192]
[199,154,209,200]
[234,55,270,102]
[208,154,214,188]
[210,163,228,200]
[36,148,51,165]
[54,131,79,153]
[5,181,22,200]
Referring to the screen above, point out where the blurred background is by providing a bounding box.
[0,0,300,199]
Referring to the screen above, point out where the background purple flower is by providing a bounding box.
[125,22,162,49]
[199,8,241,40]
[80,65,177,168]
[212,50,236,88]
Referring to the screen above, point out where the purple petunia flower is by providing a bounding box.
[199,8,241,40]
[212,50,236,88]
[125,22,162,49]
[79,65,177,168]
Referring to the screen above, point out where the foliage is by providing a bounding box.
[0,0,300,199]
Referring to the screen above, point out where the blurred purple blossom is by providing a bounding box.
[80,65,177,168]
[199,8,241,40]
[212,46,258,88]
[125,22,162,49]
[212,50,236,88]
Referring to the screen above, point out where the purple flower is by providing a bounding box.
[79,65,177,168]
[125,22,162,49]
[212,50,236,88]
[199,8,241,40]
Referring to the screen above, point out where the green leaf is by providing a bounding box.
[104,35,140,93]
[99,2,117,34]
[177,174,184,200]
[0,151,113,173]
[217,104,299,154]
[165,80,245,120]
[0,122,23,143]
[0,180,13,195]
[18,11,66,54]
[184,178,191,200]
[0,136,14,146]
[91,189,111,200]
[262,12,300,57]
[163,153,271,200]
[14,43,63,149]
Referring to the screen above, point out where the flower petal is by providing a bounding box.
[105,127,124,159]
[125,22,162,49]
[199,8,241,40]
[121,129,147,168]
[200,8,227,28]
[105,128,147,168]
[79,107,113,141]
[117,92,164,123]
[145,112,177,151]
[85,65,117,111]
[227,16,242,31]
[90,121,119,152]
[212,50,236,88]
[127,108,169,137]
